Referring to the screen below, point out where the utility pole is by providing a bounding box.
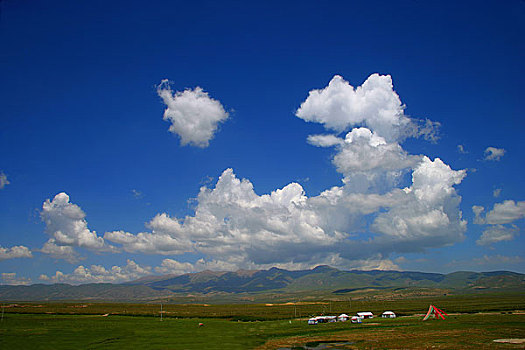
[160,303,163,322]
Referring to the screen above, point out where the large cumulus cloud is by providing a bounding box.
[296,74,409,141]
[105,169,348,266]
[103,156,466,271]
[296,74,439,142]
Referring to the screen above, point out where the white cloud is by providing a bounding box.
[104,212,194,255]
[485,200,525,225]
[0,245,32,261]
[154,258,243,275]
[347,257,400,271]
[471,254,523,266]
[331,128,422,191]
[105,229,192,255]
[157,79,229,148]
[414,118,441,143]
[472,205,485,224]
[448,255,523,270]
[155,259,197,275]
[476,224,519,246]
[475,200,525,225]
[41,260,151,284]
[105,155,467,271]
[457,144,467,154]
[473,200,524,246]
[106,169,347,265]
[295,74,438,142]
[131,189,143,199]
[40,239,80,263]
[307,134,344,148]
[484,147,505,161]
[370,157,467,248]
[1,273,32,286]
[40,192,110,252]
[155,255,400,275]
[493,188,502,198]
[410,157,466,203]
[0,171,9,189]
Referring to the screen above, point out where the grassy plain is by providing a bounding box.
[0,292,524,349]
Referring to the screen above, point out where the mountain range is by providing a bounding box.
[0,266,523,301]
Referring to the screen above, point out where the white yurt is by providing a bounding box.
[338,314,349,322]
[326,316,337,323]
[382,311,396,318]
[351,316,363,323]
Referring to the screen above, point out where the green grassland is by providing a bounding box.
[2,292,523,320]
[0,292,524,349]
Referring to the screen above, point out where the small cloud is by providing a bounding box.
[485,200,525,225]
[157,79,229,148]
[476,224,519,246]
[0,171,10,189]
[415,119,441,143]
[307,134,344,148]
[447,255,523,269]
[155,258,196,275]
[493,188,502,198]
[296,177,310,184]
[394,256,408,264]
[43,260,151,284]
[472,205,485,224]
[131,189,143,199]
[0,245,33,261]
[457,145,467,154]
[473,200,525,225]
[472,254,523,266]
[1,272,32,286]
[199,175,215,186]
[484,147,505,161]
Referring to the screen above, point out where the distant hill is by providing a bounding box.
[0,283,173,301]
[136,266,524,294]
[0,266,523,301]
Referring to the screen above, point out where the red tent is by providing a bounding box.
[423,305,448,320]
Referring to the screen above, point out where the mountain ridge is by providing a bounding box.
[0,266,523,301]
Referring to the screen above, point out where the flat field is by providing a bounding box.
[0,293,524,349]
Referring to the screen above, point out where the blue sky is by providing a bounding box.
[1,0,524,284]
